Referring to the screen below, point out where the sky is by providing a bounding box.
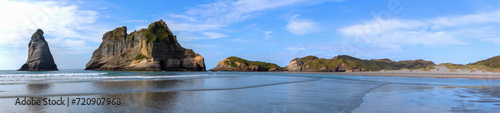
[2,0,500,70]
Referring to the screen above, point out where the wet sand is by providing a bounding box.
[0,73,385,112]
[353,84,500,112]
[2,71,500,112]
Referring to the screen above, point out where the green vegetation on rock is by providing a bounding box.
[144,21,174,44]
[224,56,281,69]
[472,56,500,68]
[185,49,194,53]
[135,54,147,60]
[110,26,126,41]
[96,55,102,60]
[440,56,500,72]
[439,63,493,72]
[297,55,435,71]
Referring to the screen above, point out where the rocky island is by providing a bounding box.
[18,29,58,71]
[85,20,206,71]
[209,56,282,71]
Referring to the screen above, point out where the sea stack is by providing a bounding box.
[85,20,206,71]
[18,29,58,71]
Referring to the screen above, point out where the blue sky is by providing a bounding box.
[2,0,500,70]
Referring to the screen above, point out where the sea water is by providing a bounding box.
[0,70,499,112]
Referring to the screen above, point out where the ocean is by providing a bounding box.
[0,70,500,112]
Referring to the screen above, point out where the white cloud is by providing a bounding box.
[230,38,250,43]
[45,38,94,54]
[337,11,500,49]
[166,20,226,32]
[427,11,500,27]
[0,0,100,47]
[124,19,148,23]
[170,14,197,22]
[0,0,109,70]
[176,31,228,42]
[264,31,272,39]
[185,0,310,24]
[339,19,423,36]
[286,14,319,35]
[202,32,228,39]
[286,46,306,52]
[481,38,500,44]
[165,0,336,41]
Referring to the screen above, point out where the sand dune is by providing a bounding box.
[289,66,500,79]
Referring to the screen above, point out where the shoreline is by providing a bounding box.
[284,71,500,79]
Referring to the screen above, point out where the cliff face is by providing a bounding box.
[286,58,303,72]
[286,55,435,72]
[209,56,282,71]
[18,29,58,71]
[85,20,206,71]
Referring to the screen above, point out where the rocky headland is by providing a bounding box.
[285,55,435,72]
[85,20,206,71]
[209,56,282,71]
[18,29,58,71]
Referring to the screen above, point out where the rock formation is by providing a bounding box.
[209,56,282,71]
[18,29,58,71]
[85,20,205,71]
[286,58,304,72]
[286,55,435,72]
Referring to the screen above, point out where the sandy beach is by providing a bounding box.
[278,65,500,79]
[2,70,500,112]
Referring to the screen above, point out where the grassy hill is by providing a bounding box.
[294,55,435,72]
[472,56,500,68]
[438,56,500,72]
[224,56,281,69]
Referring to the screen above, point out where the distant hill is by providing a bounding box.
[438,56,500,72]
[286,55,435,72]
[209,56,282,71]
[472,56,500,68]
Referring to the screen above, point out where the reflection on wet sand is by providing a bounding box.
[27,83,51,94]
[97,92,177,112]
[91,78,386,112]
[473,87,500,98]
[26,83,51,112]
[92,78,205,92]
[353,84,500,112]
[94,80,186,112]
[94,79,182,90]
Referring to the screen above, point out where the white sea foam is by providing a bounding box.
[0,73,107,77]
[0,74,210,81]
[68,74,210,79]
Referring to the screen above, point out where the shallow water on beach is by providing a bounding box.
[1,70,500,112]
